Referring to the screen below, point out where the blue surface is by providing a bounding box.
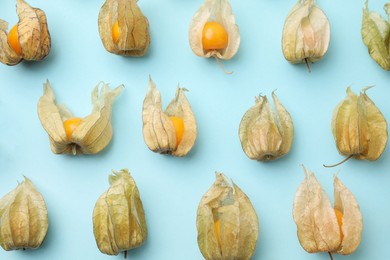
[0,0,389,259]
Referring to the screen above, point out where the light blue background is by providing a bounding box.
[0,0,389,259]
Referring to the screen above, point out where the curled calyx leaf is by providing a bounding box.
[0,177,48,251]
[329,87,388,166]
[142,77,197,157]
[93,169,147,256]
[293,167,363,256]
[37,80,124,155]
[189,0,240,72]
[197,172,259,260]
[282,0,330,71]
[362,0,390,70]
[98,0,150,56]
[239,92,294,161]
[0,0,51,66]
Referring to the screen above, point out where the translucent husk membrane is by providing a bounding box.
[98,0,150,56]
[0,0,50,65]
[0,177,48,251]
[37,80,124,155]
[239,92,294,161]
[282,0,330,71]
[293,167,363,255]
[197,172,259,260]
[142,77,197,157]
[93,169,147,256]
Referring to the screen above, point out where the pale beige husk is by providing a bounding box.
[197,173,259,260]
[37,80,124,155]
[239,93,294,161]
[0,177,48,251]
[0,0,51,65]
[142,77,197,157]
[98,0,150,56]
[93,169,147,256]
[362,1,390,70]
[293,167,363,255]
[189,0,240,60]
[331,87,388,161]
[282,0,330,67]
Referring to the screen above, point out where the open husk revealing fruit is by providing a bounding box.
[37,80,124,155]
[197,173,259,260]
[0,0,51,66]
[239,93,294,161]
[362,1,390,70]
[329,87,388,165]
[98,0,150,56]
[142,77,197,157]
[282,0,330,71]
[293,167,363,257]
[188,0,240,72]
[93,169,147,256]
[0,177,48,251]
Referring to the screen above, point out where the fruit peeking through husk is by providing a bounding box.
[37,80,124,155]
[282,0,330,71]
[362,1,390,70]
[326,87,388,167]
[239,92,294,161]
[0,0,51,65]
[293,167,363,258]
[98,0,150,56]
[189,0,240,73]
[197,172,259,260]
[0,177,48,251]
[142,77,197,157]
[93,169,147,256]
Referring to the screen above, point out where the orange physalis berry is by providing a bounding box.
[7,24,22,56]
[169,116,185,147]
[334,209,344,242]
[214,219,222,250]
[63,118,81,140]
[202,21,228,51]
[112,20,121,44]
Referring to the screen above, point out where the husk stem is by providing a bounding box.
[323,154,354,168]
[214,55,233,74]
[328,252,334,260]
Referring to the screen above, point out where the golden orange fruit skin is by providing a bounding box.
[334,209,344,242]
[112,20,121,44]
[202,21,228,51]
[214,219,222,250]
[63,118,81,140]
[8,24,22,56]
[169,116,185,147]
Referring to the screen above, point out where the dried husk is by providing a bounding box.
[93,169,147,256]
[0,0,51,65]
[331,87,388,161]
[362,1,390,70]
[239,93,294,161]
[142,77,197,157]
[282,0,330,67]
[37,80,124,155]
[0,177,48,251]
[98,0,150,56]
[293,167,363,255]
[197,173,259,260]
[189,0,240,60]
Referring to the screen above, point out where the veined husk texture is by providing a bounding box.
[37,80,124,155]
[189,0,240,59]
[362,1,390,70]
[293,167,363,255]
[282,0,330,65]
[332,87,388,161]
[239,93,294,161]
[142,77,197,157]
[0,0,50,65]
[0,177,48,251]
[98,0,150,56]
[93,169,147,256]
[197,173,259,260]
